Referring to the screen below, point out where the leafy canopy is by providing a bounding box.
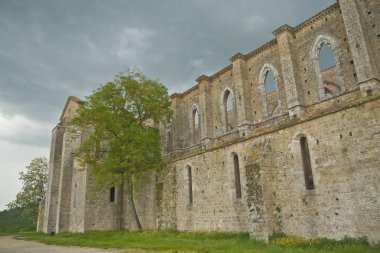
[7,157,48,222]
[69,69,172,187]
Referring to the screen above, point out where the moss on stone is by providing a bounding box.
[245,163,263,210]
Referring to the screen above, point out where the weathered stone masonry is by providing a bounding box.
[39,0,380,243]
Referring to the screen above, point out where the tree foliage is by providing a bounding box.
[0,207,35,232]
[69,69,172,229]
[7,157,48,222]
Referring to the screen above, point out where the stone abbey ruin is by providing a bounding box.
[38,0,380,243]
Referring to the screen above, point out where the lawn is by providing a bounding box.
[18,230,380,253]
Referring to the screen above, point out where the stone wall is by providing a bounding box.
[68,160,87,232]
[159,0,380,242]
[163,94,380,242]
[83,169,121,232]
[40,0,380,243]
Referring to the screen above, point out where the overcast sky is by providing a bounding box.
[0,0,335,211]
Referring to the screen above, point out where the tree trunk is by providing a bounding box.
[127,176,142,230]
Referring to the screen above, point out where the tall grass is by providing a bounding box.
[18,230,380,253]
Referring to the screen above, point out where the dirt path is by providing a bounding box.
[0,236,148,253]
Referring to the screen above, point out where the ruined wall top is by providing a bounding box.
[164,0,380,154]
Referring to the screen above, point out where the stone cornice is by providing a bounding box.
[245,39,278,60]
[272,24,294,36]
[196,74,211,83]
[209,64,232,81]
[293,3,339,33]
[229,52,245,62]
[170,93,181,99]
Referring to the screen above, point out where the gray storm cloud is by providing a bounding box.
[0,0,335,210]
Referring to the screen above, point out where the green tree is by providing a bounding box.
[69,69,172,230]
[7,157,48,223]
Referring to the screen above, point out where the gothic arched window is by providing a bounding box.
[318,43,341,97]
[192,108,200,144]
[312,35,343,99]
[223,89,235,132]
[264,70,277,94]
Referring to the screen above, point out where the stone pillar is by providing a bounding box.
[273,25,304,117]
[338,0,380,96]
[36,197,45,232]
[55,131,81,233]
[170,94,180,150]
[196,75,213,144]
[42,124,65,233]
[230,53,252,136]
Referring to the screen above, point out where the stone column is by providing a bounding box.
[196,75,213,145]
[36,197,45,232]
[55,131,81,233]
[230,53,252,136]
[170,94,180,150]
[273,25,304,117]
[42,124,65,234]
[338,0,380,96]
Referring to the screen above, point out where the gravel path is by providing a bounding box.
[0,236,148,253]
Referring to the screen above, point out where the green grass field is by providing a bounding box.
[17,230,380,253]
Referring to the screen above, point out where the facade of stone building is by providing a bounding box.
[38,0,380,243]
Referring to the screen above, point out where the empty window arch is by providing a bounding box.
[318,43,341,97]
[223,89,235,132]
[194,110,200,125]
[258,64,281,117]
[312,35,343,99]
[264,70,277,93]
[226,93,233,111]
[192,107,200,144]
[319,44,336,71]
[300,137,315,190]
[232,153,242,199]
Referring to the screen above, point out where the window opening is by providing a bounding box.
[233,154,242,199]
[300,137,315,190]
[110,186,116,203]
[318,43,341,96]
[264,70,277,93]
[223,90,234,131]
[192,108,200,144]
[187,166,193,204]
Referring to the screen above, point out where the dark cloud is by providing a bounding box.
[0,0,336,211]
[0,0,335,143]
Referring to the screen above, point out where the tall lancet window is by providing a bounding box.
[192,108,200,144]
[300,137,315,190]
[223,90,235,132]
